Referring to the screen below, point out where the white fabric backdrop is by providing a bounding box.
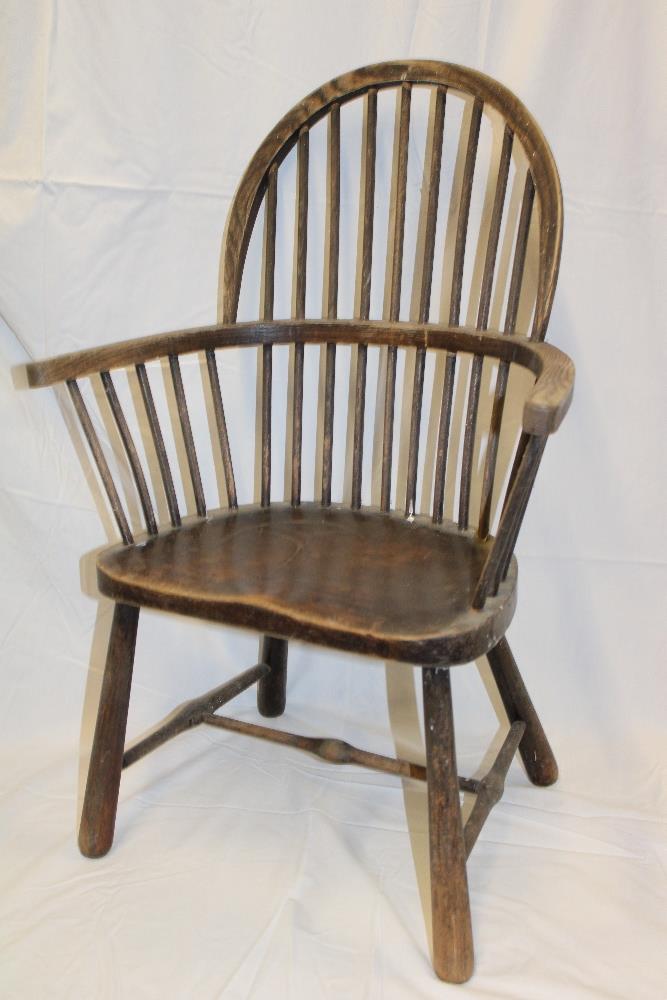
[1,2,665,997]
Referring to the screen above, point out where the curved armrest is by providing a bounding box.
[24,318,574,436]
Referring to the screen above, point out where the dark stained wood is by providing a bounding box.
[205,348,237,509]
[202,713,483,792]
[220,61,563,338]
[350,342,366,510]
[123,663,269,769]
[261,342,272,507]
[417,85,447,324]
[79,603,139,857]
[28,322,574,436]
[405,346,425,516]
[100,370,157,535]
[459,127,513,531]
[473,433,545,608]
[463,720,525,856]
[291,127,309,507]
[358,88,377,322]
[423,666,474,983]
[257,635,288,718]
[168,354,206,518]
[351,89,377,509]
[432,352,457,524]
[478,171,536,535]
[67,379,133,545]
[449,98,482,326]
[487,637,559,786]
[24,63,574,986]
[97,503,516,666]
[260,164,278,507]
[325,103,340,320]
[135,363,181,528]
[381,84,411,513]
[321,341,336,506]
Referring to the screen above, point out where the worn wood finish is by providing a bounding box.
[459,126,512,530]
[100,370,158,536]
[220,61,563,338]
[381,84,412,512]
[97,503,517,666]
[66,379,133,545]
[28,321,574,435]
[487,637,559,786]
[431,352,457,524]
[122,663,269,769]
[463,720,525,856]
[79,603,139,857]
[423,666,474,983]
[205,348,237,509]
[169,353,206,518]
[257,635,288,717]
[135,362,181,528]
[25,63,574,985]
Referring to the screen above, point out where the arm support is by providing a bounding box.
[25,319,573,437]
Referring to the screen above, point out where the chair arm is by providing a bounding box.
[24,318,573,439]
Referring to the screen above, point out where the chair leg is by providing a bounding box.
[486,637,558,786]
[78,603,139,858]
[422,666,474,984]
[257,635,288,718]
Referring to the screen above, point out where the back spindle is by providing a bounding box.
[261,163,278,507]
[321,103,340,507]
[405,85,447,517]
[381,83,412,512]
[291,126,309,506]
[432,98,482,525]
[351,88,377,510]
[459,124,513,530]
[478,170,535,538]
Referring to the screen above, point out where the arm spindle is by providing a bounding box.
[100,370,157,535]
[67,379,133,545]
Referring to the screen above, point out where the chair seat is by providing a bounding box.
[97,504,517,665]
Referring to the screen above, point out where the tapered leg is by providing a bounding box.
[422,666,474,984]
[79,603,139,858]
[486,637,558,786]
[257,635,288,718]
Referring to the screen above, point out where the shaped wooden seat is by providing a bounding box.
[25,61,574,984]
[97,504,517,664]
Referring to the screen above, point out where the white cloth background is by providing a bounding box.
[1,2,665,997]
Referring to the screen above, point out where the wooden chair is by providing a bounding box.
[25,61,574,984]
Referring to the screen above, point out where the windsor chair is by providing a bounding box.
[25,61,574,984]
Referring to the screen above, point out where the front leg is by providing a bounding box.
[423,666,474,983]
[79,603,139,857]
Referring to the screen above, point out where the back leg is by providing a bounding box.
[486,637,558,786]
[257,635,288,717]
